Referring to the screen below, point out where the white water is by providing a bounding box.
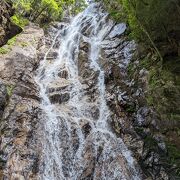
[35,3,141,180]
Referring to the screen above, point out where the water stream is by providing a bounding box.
[35,3,141,180]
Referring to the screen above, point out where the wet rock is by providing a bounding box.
[0,3,170,179]
[102,38,123,49]
[46,51,58,60]
[49,93,70,104]
[153,133,167,152]
[79,119,92,137]
[135,107,151,127]
[78,42,90,77]
[58,70,68,79]
[99,16,170,179]
[50,22,68,30]
[108,23,126,39]
[47,79,71,93]
[79,144,96,179]
[79,40,89,52]
[82,123,92,137]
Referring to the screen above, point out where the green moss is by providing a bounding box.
[7,36,17,46]
[144,136,158,149]
[127,62,134,76]
[0,47,9,54]
[125,104,136,113]
[0,36,17,54]
[20,41,28,47]
[135,127,145,136]
[6,85,15,97]
[169,114,180,122]
[148,67,179,117]
[139,57,151,69]
[146,96,154,106]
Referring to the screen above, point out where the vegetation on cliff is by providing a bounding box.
[99,0,180,177]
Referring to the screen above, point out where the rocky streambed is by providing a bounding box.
[0,3,175,180]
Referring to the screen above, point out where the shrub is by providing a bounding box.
[11,14,29,28]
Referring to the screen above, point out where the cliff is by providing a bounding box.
[100,0,180,178]
[0,24,44,179]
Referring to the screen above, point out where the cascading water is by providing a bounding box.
[35,3,141,180]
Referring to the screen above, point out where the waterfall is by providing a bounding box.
[35,3,141,180]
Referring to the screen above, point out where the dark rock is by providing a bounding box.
[49,93,70,104]
[58,70,68,79]
[0,81,8,119]
[82,122,92,137]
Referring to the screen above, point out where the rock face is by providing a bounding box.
[100,31,170,180]
[0,0,22,47]
[0,24,44,179]
[0,3,177,180]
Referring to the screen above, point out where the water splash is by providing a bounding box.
[35,3,141,180]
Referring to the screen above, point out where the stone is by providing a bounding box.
[108,23,126,38]
[49,93,70,104]
[135,107,151,127]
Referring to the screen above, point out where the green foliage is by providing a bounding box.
[144,136,158,149]
[71,0,87,15]
[7,36,17,46]
[103,0,180,177]
[11,14,29,28]
[125,104,136,113]
[127,50,180,177]
[11,0,86,24]
[135,53,180,123]
[167,142,180,176]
